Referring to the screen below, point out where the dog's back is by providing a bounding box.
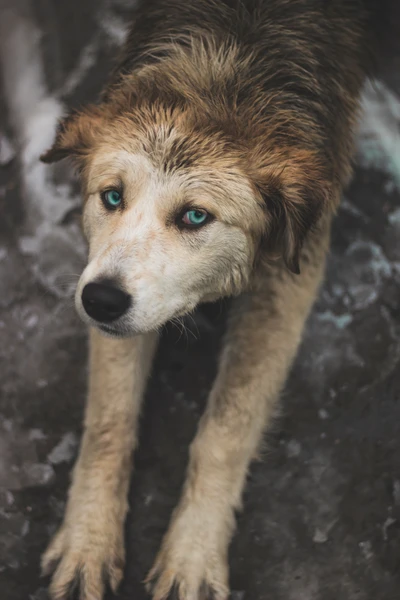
[102,0,388,227]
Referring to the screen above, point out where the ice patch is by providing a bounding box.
[21,519,30,537]
[61,41,99,97]
[144,493,153,506]
[48,433,78,465]
[97,9,130,46]
[19,222,85,298]
[340,241,392,310]
[393,480,400,506]
[318,409,330,420]
[317,310,352,330]
[385,179,396,194]
[359,540,374,561]
[312,519,337,544]
[0,132,15,165]
[310,331,364,372]
[5,491,14,506]
[286,440,302,458]
[388,207,400,226]
[0,12,64,190]
[382,516,396,541]
[357,80,400,188]
[28,429,46,442]
[312,528,328,543]
[341,197,369,222]
[25,313,38,329]
[0,417,56,490]
[0,8,85,297]
[36,379,48,389]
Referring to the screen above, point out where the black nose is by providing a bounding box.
[81,280,131,323]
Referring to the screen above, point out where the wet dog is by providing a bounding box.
[40,1,390,598]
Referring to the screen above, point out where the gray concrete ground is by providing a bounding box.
[0,1,400,599]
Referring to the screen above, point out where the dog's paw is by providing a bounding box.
[42,518,125,600]
[145,507,230,600]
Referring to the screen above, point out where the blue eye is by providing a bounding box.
[181,209,209,227]
[102,189,122,210]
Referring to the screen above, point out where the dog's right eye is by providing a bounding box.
[177,208,213,230]
[101,189,123,211]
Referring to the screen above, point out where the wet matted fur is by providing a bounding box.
[40,1,391,599]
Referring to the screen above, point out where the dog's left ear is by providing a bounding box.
[41,105,107,164]
[276,182,328,275]
[255,152,333,274]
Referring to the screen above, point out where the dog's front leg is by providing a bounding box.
[147,238,327,600]
[42,328,158,600]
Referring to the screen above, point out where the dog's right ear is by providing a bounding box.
[251,147,334,275]
[40,106,106,164]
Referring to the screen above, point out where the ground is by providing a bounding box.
[0,1,400,599]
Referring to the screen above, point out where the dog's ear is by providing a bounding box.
[40,106,106,164]
[268,184,325,275]
[255,151,332,274]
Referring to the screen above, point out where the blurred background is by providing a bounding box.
[0,1,400,599]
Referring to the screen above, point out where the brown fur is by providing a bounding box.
[40,1,388,599]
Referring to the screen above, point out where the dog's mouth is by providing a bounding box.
[98,323,134,338]
[76,281,200,338]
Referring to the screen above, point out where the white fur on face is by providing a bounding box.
[75,149,257,336]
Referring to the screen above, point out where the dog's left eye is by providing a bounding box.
[101,189,122,210]
[181,209,209,228]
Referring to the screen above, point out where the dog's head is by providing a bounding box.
[42,88,332,337]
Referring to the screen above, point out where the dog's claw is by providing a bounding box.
[41,528,65,575]
[42,523,124,600]
[146,554,228,600]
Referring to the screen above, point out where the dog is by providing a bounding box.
[40,1,391,598]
